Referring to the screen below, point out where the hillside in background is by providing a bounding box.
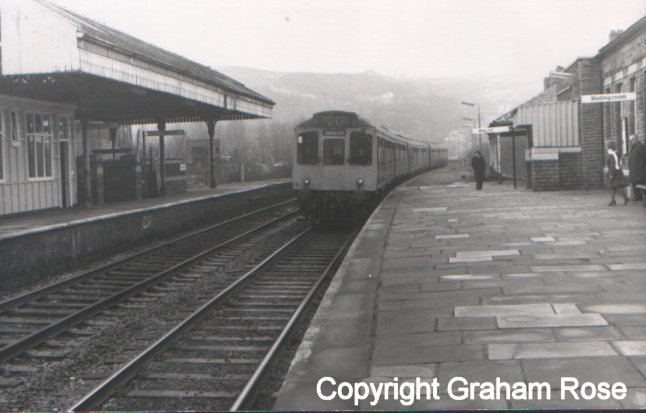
[219,66,542,144]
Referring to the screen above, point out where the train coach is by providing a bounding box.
[292,110,447,220]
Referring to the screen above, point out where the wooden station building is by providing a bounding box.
[0,0,274,215]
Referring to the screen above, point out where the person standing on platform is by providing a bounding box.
[471,151,486,190]
[607,141,628,206]
[628,134,646,201]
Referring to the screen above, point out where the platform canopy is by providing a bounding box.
[0,0,274,124]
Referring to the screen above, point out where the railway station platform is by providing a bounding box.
[274,165,646,410]
[0,180,291,291]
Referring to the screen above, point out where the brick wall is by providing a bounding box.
[526,161,533,189]
[600,27,646,149]
[564,58,605,188]
[559,153,583,189]
[530,159,560,190]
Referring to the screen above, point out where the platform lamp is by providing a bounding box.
[461,101,481,152]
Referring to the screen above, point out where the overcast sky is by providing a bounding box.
[53,0,644,82]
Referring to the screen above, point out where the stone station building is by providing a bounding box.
[490,15,646,191]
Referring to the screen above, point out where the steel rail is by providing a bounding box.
[230,227,359,411]
[0,198,296,312]
[67,228,313,412]
[0,208,300,364]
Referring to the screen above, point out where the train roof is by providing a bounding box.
[297,110,433,147]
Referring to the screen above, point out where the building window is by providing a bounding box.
[26,113,53,178]
[10,111,18,144]
[615,83,625,154]
[0,11,3,75]
[629,77,636,136]
[58,117,69,140]
[0,111,4,181]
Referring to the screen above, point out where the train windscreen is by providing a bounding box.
[323,139,345,165]
[350,132,372,165]
[297,132,319,164]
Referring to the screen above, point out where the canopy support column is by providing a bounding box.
[109,127,118,160]
[206,118,218,188]
[157,119,167,196]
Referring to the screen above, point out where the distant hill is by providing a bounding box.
[219,66,542,145]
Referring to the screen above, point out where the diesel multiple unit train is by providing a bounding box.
[293,110,448,219]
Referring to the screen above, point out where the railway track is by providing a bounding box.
[0,200,299,366]
[68,227,356,411]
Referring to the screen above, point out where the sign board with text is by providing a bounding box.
[581,93,636,104]
[472,126,511,134]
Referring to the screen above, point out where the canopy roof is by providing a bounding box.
[1,0,274,123]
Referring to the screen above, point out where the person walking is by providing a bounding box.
[607,141,628,206]
[628,134,646,201]
[471,151,486,190]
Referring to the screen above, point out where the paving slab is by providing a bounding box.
[497,313,608,328]
[373,344,485,366]
[454,303,554,318]
[523,357,646,388]
[462,328,556,344]
[489,341,618,360]
[553,326,624,341]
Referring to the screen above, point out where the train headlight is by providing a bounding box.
[303,178,311,188]
[356,178,364,189]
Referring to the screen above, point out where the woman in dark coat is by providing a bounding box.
[607,141,628,206]
[628,135,646,201]
[471,151,486,190]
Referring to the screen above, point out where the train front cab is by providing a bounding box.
[293,128,377,219]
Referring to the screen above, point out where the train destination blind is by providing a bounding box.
[314,113,356,128]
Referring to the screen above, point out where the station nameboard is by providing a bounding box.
[581,93,636,104]
[472,126,511,134]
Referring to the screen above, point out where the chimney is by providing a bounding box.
[609,29,624,42]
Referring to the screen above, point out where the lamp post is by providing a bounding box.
[461,101,481,152]
[462,125,474,153]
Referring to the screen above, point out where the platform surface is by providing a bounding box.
[274,165,646,410]
[0,180,287,241]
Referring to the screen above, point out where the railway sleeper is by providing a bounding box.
[140,372,249,381]
[6,308,73,317]
[130,376,247,390]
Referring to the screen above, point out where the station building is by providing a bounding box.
[0,0,274,216]
[491,14,646,191]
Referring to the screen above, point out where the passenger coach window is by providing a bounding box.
[350,132,372,165]
[297,132,319,164]
[323,139,345,165]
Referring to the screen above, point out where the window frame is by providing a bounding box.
[0,109,5,183]
[26,111,54,181]
[323,138,345,165]
[9,110,20,146]
[296,131,320,165]
[349,132,373,166]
